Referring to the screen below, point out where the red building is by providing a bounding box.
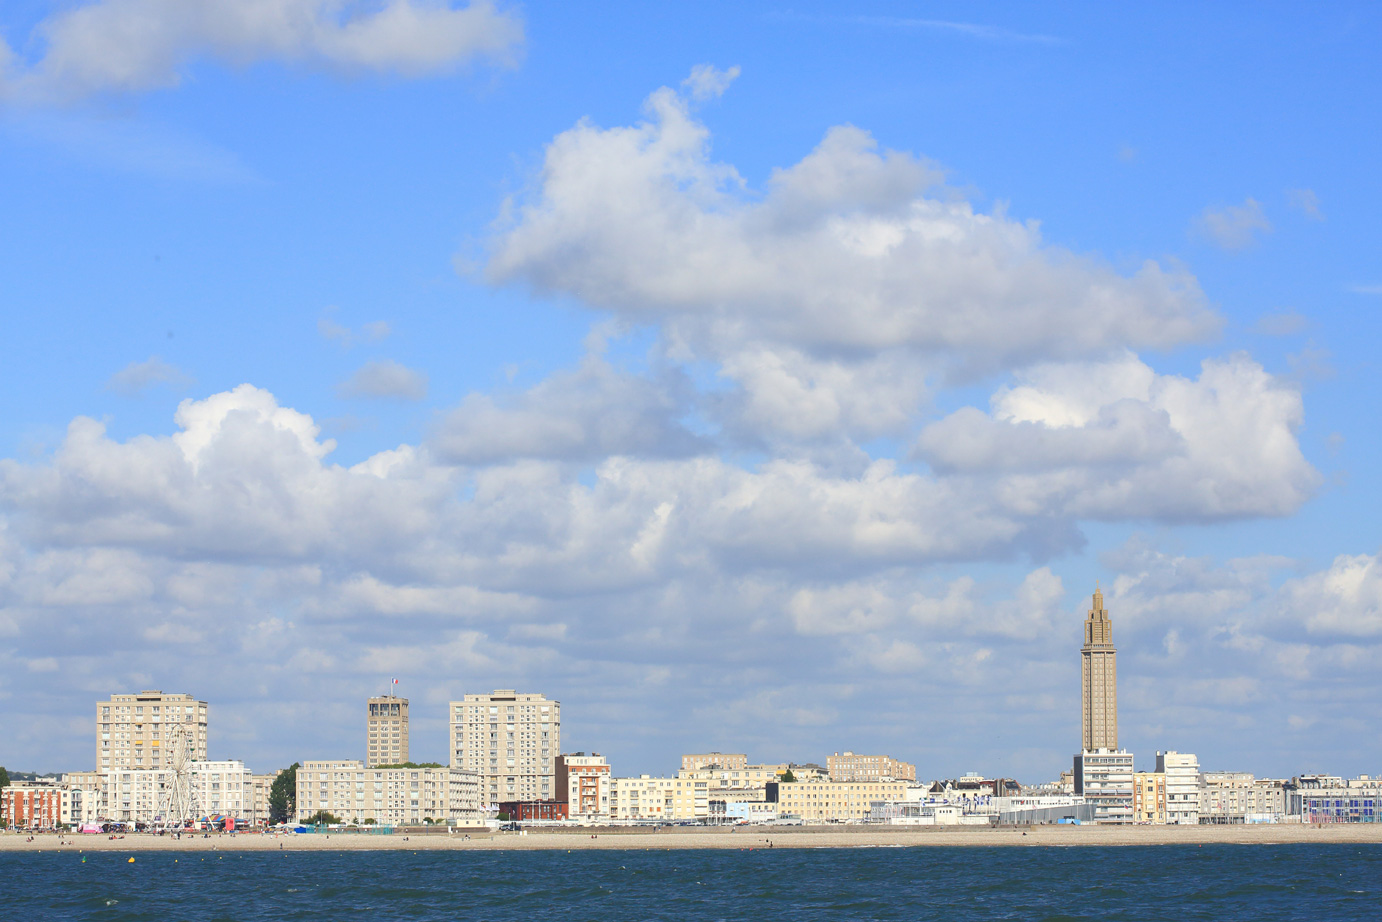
[3,784,63,829]
[498,800,568,822]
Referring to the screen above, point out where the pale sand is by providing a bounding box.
[3,823,1381,852]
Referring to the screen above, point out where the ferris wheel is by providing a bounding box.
[156,723,202,828]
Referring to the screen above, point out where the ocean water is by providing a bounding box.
[5,844,1380,921]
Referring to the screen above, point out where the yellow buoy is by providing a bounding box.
[128,857,135,863]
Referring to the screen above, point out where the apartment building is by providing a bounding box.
[1132,771,1167,824]
[450,690,560,805]
[1291,775,1382,823]
[366,696,409,768]
[97,691,208,772]
[556,752,610,820]
[104,760,252,825]
[295,760,482,825]
[828,751,917,782]
[607,775,710,821]
[772,779,910,823]
[1156,751,1201,824]
[1074,750,1134,824]
[1199,772,1287,823]
[250,771,282,824]
[681,752,748,772]
[2,781,64,829]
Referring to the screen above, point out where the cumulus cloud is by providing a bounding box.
[337,359,428,400]
[485,72,1218,449]
[106,355,193,396]
[431,356,707,463]
[1,0,523,102]
[914,352,1319,521]
[1193,197,1272,250]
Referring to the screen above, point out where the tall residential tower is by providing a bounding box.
[366,695,409,767]
[97,691,207,772]
[1080,587,1118,751]
[450,690,560,806]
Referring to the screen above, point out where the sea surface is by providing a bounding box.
[5,844,1380,921]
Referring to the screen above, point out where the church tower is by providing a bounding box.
[1081,586,1118,751]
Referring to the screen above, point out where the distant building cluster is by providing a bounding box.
[3,589,1380,831]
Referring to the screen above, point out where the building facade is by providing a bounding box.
[607,775,711,821]
[97,691,208,772]
[296,760,483,826]
[1081,588,1118,752]
[1156,751,1201,825]
[1074,750,1134,824]
[828,751,917,782]
[1199,772,1288,823]
[104,760,252,825]
[2,782,64,829]
[450,690,560,806]
[1132,772,1167,824]
[681,752,748,772]
[556,753,610,820]
[771,779,911,823]
[1291,775,1382,823]
[366,696,409,768]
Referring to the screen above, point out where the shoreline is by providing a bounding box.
[3,823,1381,851]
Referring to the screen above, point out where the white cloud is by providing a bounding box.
[914,352,1319,521]
[1255,310,1307,337]
[106,355,193,396]
[485,72,1219,442]
[681,64,739,101]
[431,356,706,463]
[1284,553,1382,638]
[1286,188,1323,221]
[318,311,391,347]
[1193,197,1272,250]
[338,359,428,400]
[1,0,523,102]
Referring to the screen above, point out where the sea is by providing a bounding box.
[4,844,1380,921]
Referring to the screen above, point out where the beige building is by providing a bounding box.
[607,775,711,821]
[97,691,208,772]
[250,771,282,825]
[1156,751,1201,824]
[61,771,108,824]
[366,696,409,767]
[556,753,610,820]
[296,760,482,826]
[828,751,916,782]
[773,779,910,823]
[1133,772,1167,823]
[1081,588,1118,752]
[450,690,560,806]
[681,752,748,772]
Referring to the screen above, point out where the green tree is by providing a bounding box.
[268,762,299,824]
[306,810,340,825]
[780,769,797,783]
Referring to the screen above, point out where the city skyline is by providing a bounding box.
[1,3,1380,782]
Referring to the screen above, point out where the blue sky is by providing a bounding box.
[1,1,1379,783]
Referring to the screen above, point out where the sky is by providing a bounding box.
[0,1,1379,783]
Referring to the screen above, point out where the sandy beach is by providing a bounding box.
[3,823,1380,852]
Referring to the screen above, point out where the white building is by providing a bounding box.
[1074,750,1134,824]
[103,760,252,825]
[1156,751,1200,825]
[295,760,483,826]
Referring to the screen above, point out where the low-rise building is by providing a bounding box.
[1290,775,1382,823]
[607,775,711,821]
[1132,772,1166,824]
[1156,751,1200,825]
[2,781,64,829]
[499,800,568,822]
[1199,772,1287,824]
[681,752,747,772]
[104,760,253,825]
[295,760,482,826]
[828,751,917,783]
[556,753,610,821]
[770,779,910,823]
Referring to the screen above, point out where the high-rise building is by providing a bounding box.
[557,752,610,820]
[1081,587,1118,751]
[366,695,409,767]
[450,690,560,805]
[97,691,208,772]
